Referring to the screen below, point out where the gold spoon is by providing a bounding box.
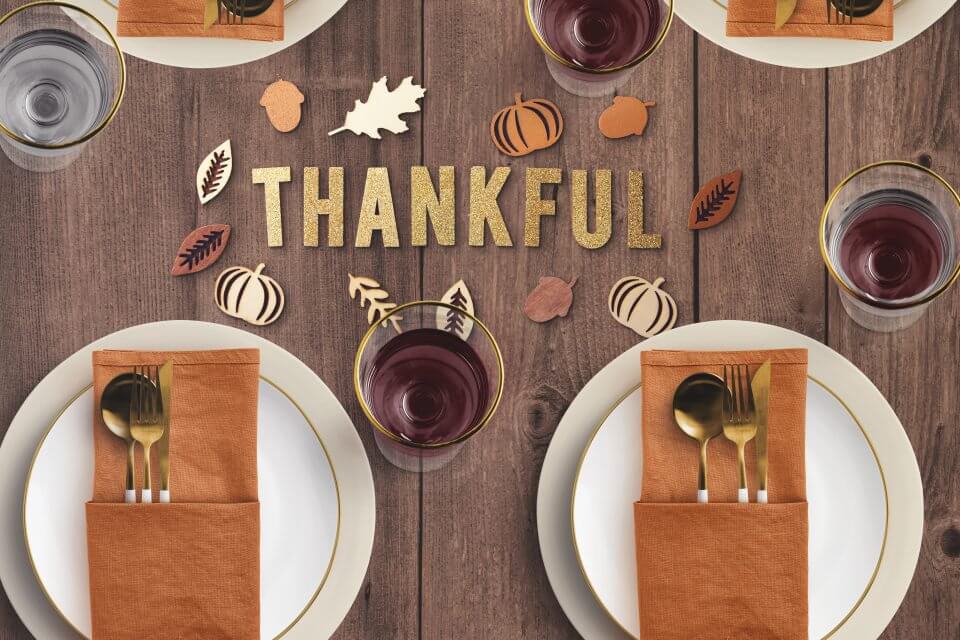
[100,373,147,504]
[673,373,726,504]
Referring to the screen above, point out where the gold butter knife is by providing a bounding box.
[775,0,798,29]
[203,0,218,29]
[158,360,173,503]
[752,360,772,503]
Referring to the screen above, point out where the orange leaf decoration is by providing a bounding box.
[171,224,231,276]
[490,92,563,157]
[688,169,743,230]
[523,276,577,323]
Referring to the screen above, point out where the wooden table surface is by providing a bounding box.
[1,1,958,638]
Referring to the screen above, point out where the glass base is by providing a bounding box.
[838,290,928,332]
[544,54,632,98]
[0,135,83,172]
[373,430,466,472]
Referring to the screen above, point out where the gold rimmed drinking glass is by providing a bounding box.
[524,0,674,97]
[354,301,505,472]
[0,1,125,172]
[821,160,960,332]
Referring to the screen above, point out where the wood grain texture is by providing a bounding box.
[0,1,957,638]
[827,8,960,639]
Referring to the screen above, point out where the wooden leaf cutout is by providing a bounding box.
[436,279,475,340]
[688,169,742,230]
[348,273,402,333]
[171,224,231,276]
[523,276,577,323]
[197,140,233,205]
[329,76,425,139]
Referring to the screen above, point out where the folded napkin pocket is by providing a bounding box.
[86,502,260,640]
[633,502,808,640]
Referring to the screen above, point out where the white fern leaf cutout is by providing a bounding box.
[196,139,233,204]
[348,273,402,333]
[436,279,475,340]
[329,76,425,139]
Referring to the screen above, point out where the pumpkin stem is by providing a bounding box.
[567,276,579,288]
[652,276,665,288]
[643,101,656,107]
[514,92,524,105]
[254,263,266,275]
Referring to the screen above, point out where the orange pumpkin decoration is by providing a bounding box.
[490,92,563,157]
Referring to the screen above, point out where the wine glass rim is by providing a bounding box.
[353,300,506,450]
[819,159,960,310]
[0,0,126,150]
[522,0,675,75]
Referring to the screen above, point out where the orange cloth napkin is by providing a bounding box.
[726,0,893,41]
[634,349,809,640]
[86,349,261,640]
[117,0,284,41]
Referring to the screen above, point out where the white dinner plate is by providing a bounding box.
[572,380,886,639]
[675,0,957,68]
[69,0,350,68]
[537,321,923,640]
[0,321,375,640]
[25,378,339,639]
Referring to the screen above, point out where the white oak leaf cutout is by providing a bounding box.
[436,279,474,340]
[329,76,425,139]
[196,139,233,204]
[348,274,402,333]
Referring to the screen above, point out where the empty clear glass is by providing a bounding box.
[0,1,125,172]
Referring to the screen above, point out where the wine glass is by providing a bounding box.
[354,301,505,472]
[0,1,126,172]
[820,161,960,332]
[524,0,674,97]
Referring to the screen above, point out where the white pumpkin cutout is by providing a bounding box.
[215,263,285,326]
[608,276,677,338]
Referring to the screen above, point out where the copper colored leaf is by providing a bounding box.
[171,224,231,276]
[688,169,743,230]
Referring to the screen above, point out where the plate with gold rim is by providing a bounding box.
[0,320,375,640]
[675,0,956,68]
[537,321,923,640]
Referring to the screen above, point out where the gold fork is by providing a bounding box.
[722,364,757,504]
[129,365,165,504]
[217,0,247,25]
[827,0,855,24]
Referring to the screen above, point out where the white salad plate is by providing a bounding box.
[537,321,923,640]
[0,320,375,640]
[675,0,957,68]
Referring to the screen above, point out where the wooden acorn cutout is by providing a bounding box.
[491,92,563,157]
[598,96,656,139]
[608,276,677,338]
[524,276,577,323]
[688,169,743,230]
[260,79,305,133]
[215,263,285,326]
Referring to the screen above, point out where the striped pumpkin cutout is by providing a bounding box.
[608,276,677,338]
[490,93,563,157]
[215,263,285,326]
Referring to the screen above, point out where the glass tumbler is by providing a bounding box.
[524,0,673,97]
[820,161,960,332]
[354,301,505,472]
[0,1,125,172]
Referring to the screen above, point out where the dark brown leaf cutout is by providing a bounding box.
[171,224,231,276]
[688,169,743,230]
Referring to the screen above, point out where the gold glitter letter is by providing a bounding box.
[571,169,612,250]
[252,167,291,248]
[411,166,455,247]
[303,167,345,247]
[627,171,662,249]
[468,166,513,247]
[356,167,400,248]
[525,168,562,247]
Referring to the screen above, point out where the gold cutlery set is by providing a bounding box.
[774,0,881,29]
[100,362,173,503]
[673,360,771,504]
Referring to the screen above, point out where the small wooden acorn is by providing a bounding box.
[490,92,563,157]
[524,276,577,323]
[598,96,656,139]
[260,79,305,133]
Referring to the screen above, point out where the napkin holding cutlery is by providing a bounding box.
[634,349,808,640]
[117,0,284,41]
[726,0,893,41]
[87,349,260,640]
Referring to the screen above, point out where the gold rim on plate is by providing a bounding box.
[570,375,889,640]
[21,374,340,640]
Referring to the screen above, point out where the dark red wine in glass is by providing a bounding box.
[363,328,490,445]
[837,189,947,301]
[535,0,662,70]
